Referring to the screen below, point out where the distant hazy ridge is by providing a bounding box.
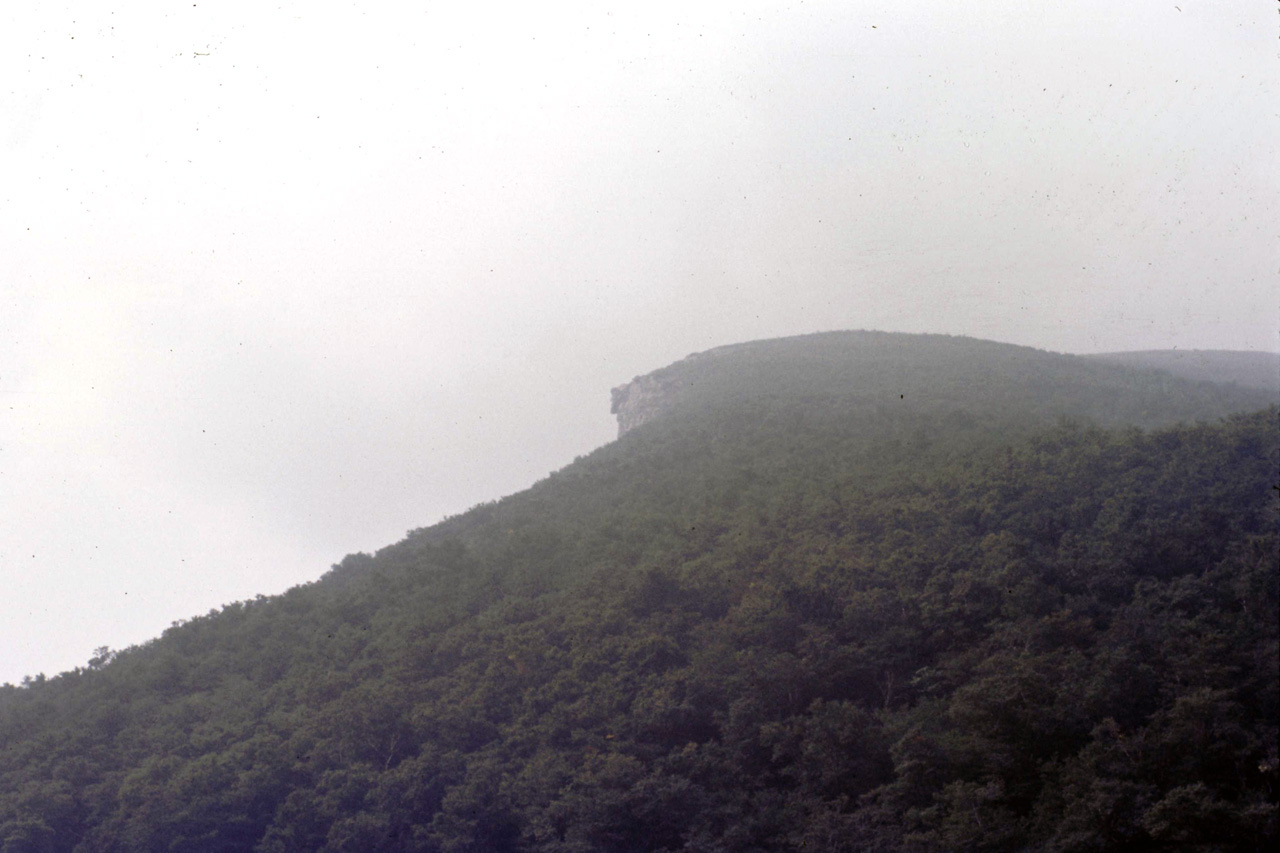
[1086,349,1280,394]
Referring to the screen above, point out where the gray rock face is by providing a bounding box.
[608,347,733,436]
[610,373,681,437]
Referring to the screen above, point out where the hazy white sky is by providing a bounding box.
[1,0,1276,684]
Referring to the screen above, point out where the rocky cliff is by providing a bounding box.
[610,373,679,437]
[610,350,721,437]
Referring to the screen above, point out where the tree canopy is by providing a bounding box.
[2,333,1276,852]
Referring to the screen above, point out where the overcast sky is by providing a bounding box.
[1,0,1276,684]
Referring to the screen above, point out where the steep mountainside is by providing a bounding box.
[1,332,1276,852]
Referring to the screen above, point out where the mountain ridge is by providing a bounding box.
[608,331,1275,438]
[1,331,1275,852]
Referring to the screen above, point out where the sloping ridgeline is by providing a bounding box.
[1,331,1276,852]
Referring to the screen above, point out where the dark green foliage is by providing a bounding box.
[1,334,1276,851]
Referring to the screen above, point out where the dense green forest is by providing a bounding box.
[1,332,1276,852]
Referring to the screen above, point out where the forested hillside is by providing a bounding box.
[1,333,1276,852]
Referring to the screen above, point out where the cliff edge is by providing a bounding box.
[610,370,684,438]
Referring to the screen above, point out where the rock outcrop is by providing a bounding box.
[610,350,719,437]
[610,373,679,438]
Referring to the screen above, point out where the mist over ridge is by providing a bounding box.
[4,0,1276,688]
[3,327,1276,850]
[2,2,1275,842]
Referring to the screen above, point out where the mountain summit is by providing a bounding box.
[2,332,1276,852]
[609,331,1273,437]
